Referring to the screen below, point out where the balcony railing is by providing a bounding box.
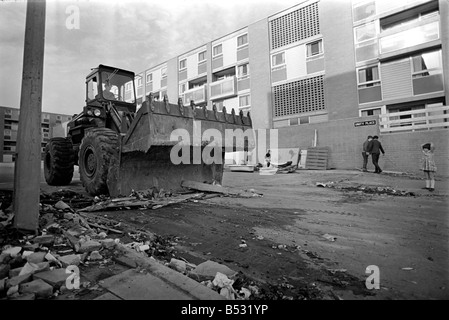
[210,76,237,101]
[182,85,207,106]
[379,105,449,133]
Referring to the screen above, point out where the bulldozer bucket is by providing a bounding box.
[107,97,254,197]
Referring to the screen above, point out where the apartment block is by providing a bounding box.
[130,0,448,174]
[0,106,73,162]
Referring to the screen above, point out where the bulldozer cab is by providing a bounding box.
[86,65,137,113]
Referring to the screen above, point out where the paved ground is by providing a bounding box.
[1,163,448,300]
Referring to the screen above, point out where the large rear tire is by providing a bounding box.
[78,128,119,196]
[44,138,75,186]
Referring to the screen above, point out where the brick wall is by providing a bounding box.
[275,116,449,177]
[380,130,449,176]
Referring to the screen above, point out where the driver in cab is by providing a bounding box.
[101,81,116,100]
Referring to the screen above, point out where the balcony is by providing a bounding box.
[182,85,207,106]
[380,19,439,55]
[379,105,449,133]
[210,76,237,101]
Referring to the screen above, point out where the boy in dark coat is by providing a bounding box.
[367,136,385,173]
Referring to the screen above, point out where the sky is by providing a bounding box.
[0,0,301,115]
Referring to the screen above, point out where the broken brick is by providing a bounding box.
[6,273,33,288]
[78,240,101,253]
[2,246,22,258]
[20,279,53,298]
[88,251,103,261]
[26,252,47,264]
[32,235,55,246]
[57,254,81,268]
[100,239,116,249]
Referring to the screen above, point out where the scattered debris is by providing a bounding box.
[169,258,187,273]
[78,192,205,212]
[189,260,237,282]
[322,234,337,242]
[316,182,416,196]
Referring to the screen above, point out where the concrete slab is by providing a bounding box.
[114,244,225,300]
[93,292,122,300]
[33,268,69,288]
[100,269,194,300]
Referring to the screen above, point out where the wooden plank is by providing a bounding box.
[306,155,328,159]
[181,180,260,198]
[13,0,46,231]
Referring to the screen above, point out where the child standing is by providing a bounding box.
[421,143,436,191]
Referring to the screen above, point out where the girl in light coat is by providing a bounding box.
[421,143,436,191]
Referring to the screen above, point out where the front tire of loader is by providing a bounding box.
[44,137,75,186]
[78,128,119,196]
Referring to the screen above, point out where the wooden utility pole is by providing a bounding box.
[13,0,46,231]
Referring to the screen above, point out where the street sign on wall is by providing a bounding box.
[354,120,376,127]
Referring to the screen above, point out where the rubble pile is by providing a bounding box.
[1,187,298,300]
[0,193,126,300]
[316,182,416,196]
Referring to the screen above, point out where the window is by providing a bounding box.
[198,51,206,62]
[237,64,249,78]
[361,108,381,116]
[271,52,285,67]
[161,67,167,78]
[358,65,380,88]
[381,5,439,32]
[5,109,12,114]
[4,129,11,135]
[239,95,250,107]
[146,73,153,83]
[237,34,248,47]
[179,59,186,70]
[306,40,323,57]
[126,83,132,91]
[87,77,98,101]
[213,44,222,57]
[412,50,442,78]
[56,115,61,120]
[137,78,142,87]
[355,22,377,44]
[352,0,375,22]
[180,83,187,94]
[354,21,379,62]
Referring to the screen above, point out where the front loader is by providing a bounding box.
[44,65,253,197]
